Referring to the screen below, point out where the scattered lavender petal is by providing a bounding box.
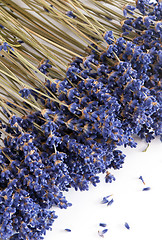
[101,197,108,204]
[107,198,114,206]
[65,228,71,232]
[101,195,112,204]
[142,187,151,191]
[99,223,107,227]
[124,222,130,230]
[102,228,108,234]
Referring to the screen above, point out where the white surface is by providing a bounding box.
[45,137,162,240]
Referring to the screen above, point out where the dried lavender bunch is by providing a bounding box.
[0,0,161,239]
[0,106,125,239]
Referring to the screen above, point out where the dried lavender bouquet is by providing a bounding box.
[0,0,161,239]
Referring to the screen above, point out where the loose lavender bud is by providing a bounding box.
[38,59,52,74]
[123,5,136,17]
[101,195,112,204]
[99,223,107,227]
[101,197,108,204]
[107,198,114,206]
[19,88,31,98]
[65,228,71,232]
[125,222,130,229]
[102,229,108,234]
[142,187,151,191]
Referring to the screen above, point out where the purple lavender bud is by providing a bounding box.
[103,31,114,44]
[123,8,127,17]
[101,197,109,204]
[142,187,151,191]
[38,59,52,74]
[107,198,114,206]
[99,223,107,227]
[125,222,130,229]
[155,22,162,32]
[123,5,136,17]
[19,88,31,98]
[102,228,108,234]
[65,228,71,232]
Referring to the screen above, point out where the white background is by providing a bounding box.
[45,137,162,240]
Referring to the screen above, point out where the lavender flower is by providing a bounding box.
[0,42,14,52]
